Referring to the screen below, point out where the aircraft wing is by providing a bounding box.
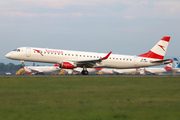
[150,59,171,64]
[72,51,112,68]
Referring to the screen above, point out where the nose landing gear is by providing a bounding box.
[20,60,25,68]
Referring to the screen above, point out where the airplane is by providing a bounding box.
[24,64,60,75]
[140,60,173,75]
[173,58,180,72]
[113,68,139,75]
[95,68,114,75]
[96,68,142,75]
[5,36,171,75]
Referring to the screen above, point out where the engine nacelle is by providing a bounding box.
[60,61,76,69]
[26,71,31,74]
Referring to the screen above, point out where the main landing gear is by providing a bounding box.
[81,70,89,75]
[81,66,89,75]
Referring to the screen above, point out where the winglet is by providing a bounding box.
[101,51,112,60]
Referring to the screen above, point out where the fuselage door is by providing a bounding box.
[26,47,31,57]
[134,55,138,66]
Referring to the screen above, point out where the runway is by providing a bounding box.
[1,74,180,77]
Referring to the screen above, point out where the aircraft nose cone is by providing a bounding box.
[5,53,11,58]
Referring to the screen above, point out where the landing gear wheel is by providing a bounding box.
[81,70,89,75]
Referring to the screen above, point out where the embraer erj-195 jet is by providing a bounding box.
[5,36,171,75]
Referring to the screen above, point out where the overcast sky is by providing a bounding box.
[1,0,180,64]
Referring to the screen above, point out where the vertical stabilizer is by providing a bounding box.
[173,58,179,68]
[138,36,170,60]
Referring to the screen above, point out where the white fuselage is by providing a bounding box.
[113,68,137,74]
[144,68,168,74]
[5,47,165,69]
[24,66,60,73]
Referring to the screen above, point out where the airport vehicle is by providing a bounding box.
[141,60,173,75]
[6,72,11,75]
[24,64,60,75]
[5,36,171,75]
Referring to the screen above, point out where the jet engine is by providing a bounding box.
[60,61,77,69]
[26,71,31,74]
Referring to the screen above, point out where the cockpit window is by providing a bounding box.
[13,49,20,52]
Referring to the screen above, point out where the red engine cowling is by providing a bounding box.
[60,61,76,69]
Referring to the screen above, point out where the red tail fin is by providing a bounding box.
[138,36,170,60]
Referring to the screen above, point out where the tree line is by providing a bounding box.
[0,63,22,73]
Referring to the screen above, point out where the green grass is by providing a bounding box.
[0,77,180,120]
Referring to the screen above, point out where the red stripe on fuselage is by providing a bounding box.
[138,51,164,60]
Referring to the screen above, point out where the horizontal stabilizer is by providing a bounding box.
[150,59,172,64]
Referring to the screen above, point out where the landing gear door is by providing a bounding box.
[26,47,31,57]
[134,55,138,66]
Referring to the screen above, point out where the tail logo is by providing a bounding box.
[158,44,165,51]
